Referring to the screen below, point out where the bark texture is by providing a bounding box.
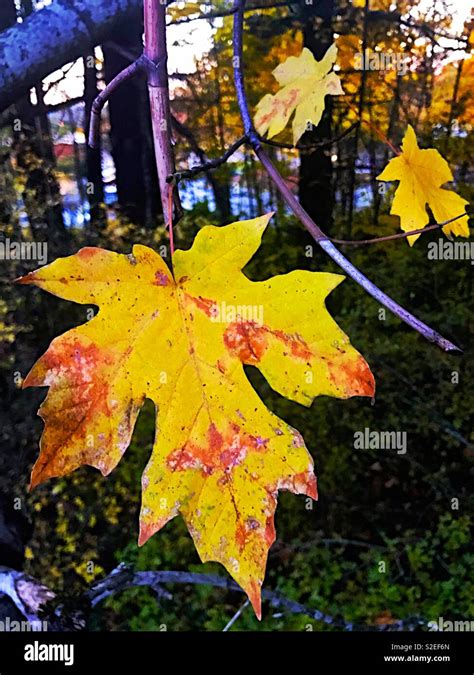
[0,0,141,112]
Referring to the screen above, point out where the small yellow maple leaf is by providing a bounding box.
[377,125,470,245]
[254,45,344,146]
[19,214,374,617]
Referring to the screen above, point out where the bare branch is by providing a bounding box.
[0,566,55,624]
[258,122,360,151]
[168,1,293,26]
[167,135,248,184]
[0,564,427,631]
[88,56,146,149]
[231,0,461,353]
[88,3,183,231]
[329,213,468,246]
[86,565,425,630]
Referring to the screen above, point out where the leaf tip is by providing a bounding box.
[138,521,156,547]
[22,368,36,389]
[29,466,45,491]
[260,211,275,226]
[14,271,37,285]
[247,580,262,620]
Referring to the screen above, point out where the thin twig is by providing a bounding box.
[346,101,401,156]
[91,5,183,232]
[169,0,293,25]
[231,0,461,353]
[223,599,250,631]
[258,121,360,151]
[88,56,146,148]
[328,213,468,246]
[167,135,248,184]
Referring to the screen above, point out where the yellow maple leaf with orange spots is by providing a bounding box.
[254,44,344,146]
[19,214,374,617]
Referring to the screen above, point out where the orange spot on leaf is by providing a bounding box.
[166,423,268,477]
[329,355,375,398]
[77,247,99,260]
[223,321,313,364]
[186,294,217,317]
[223,322,269,364]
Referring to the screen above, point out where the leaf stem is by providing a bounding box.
[346,100,401,156]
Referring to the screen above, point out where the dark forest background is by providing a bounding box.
[0,0,472,630]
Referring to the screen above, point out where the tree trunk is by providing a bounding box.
[103,27,159,226]
[12,0,67,249]
[298,0,334,234]
[0,0,142,113]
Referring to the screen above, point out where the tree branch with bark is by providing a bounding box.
[0,564,427,632]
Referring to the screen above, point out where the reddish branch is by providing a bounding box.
[231,0,461,353]
[144,0,180,237]
[88,0,181,244]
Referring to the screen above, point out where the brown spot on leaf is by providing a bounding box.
[153,271,169,286]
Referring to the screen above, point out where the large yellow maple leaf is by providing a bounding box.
[377,125,470,245]
[19,214,374,617]
[254,45,344,146]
